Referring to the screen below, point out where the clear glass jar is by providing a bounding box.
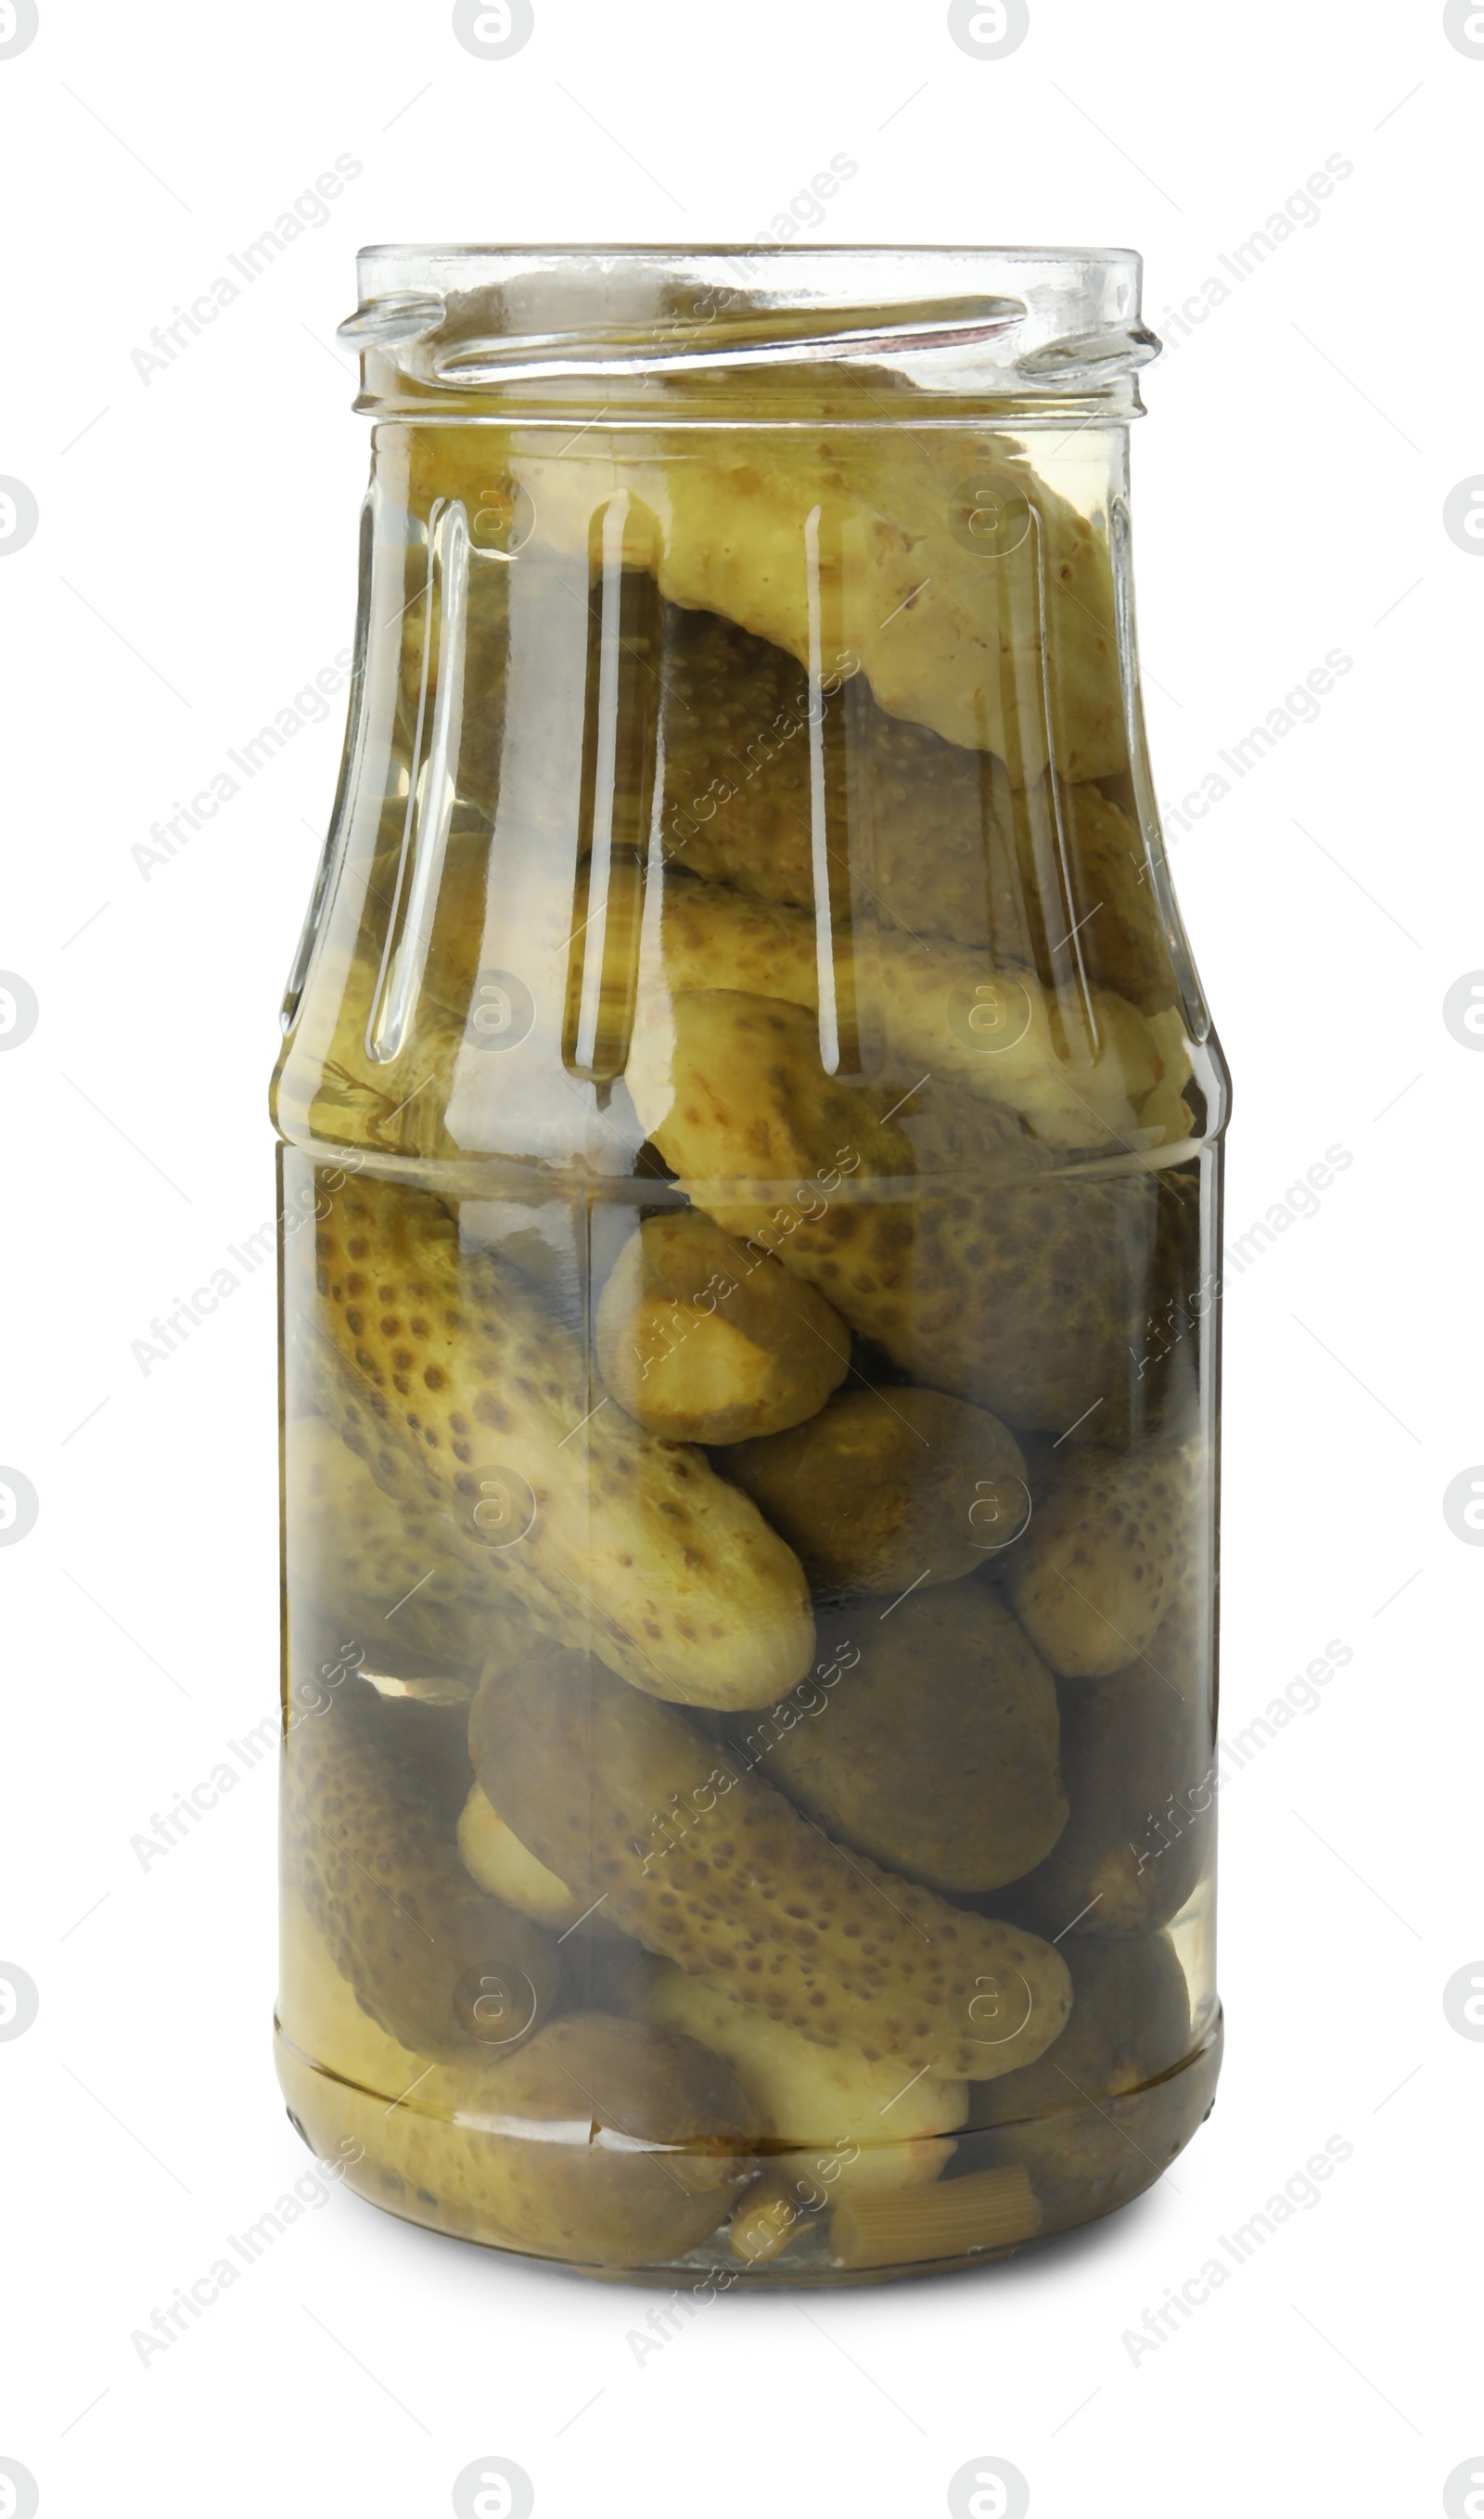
[272,245,1225,2283]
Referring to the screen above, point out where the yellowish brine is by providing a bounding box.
[273,248,1225,2282]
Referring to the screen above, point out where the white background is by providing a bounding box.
[2,2,1480,2513]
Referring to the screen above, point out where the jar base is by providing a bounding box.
[275,2011,1222,2288]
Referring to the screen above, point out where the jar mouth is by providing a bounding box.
[339,244,1159,412]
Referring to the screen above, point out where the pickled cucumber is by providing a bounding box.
[334,2012,755,2265]
[278,1895,754,2265]
[301,1169,815,1708]
[473,430,1125,780]
[469,1640,1072,2082]
[285,1412,513,1685]
[1003,1660,1213,1940]
[1007,1441,1198,1679]
[282,1676,559,2061]
[640,1958,966,2198]
[458,1782,595,1931]
[595,1207,850,1444]
[404,585,1174,1020]
[650,609,1175,1013]
[627,987,1182,1436]
[651,873,1187,1153]
[753,1587,1067,1893]
[717,1385,1029,1598]
[655,432,1124,778]
[968,1931,1204,2219]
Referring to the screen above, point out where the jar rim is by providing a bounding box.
[338,243,1159,411]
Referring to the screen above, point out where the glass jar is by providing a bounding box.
[272,245,1226,2284]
